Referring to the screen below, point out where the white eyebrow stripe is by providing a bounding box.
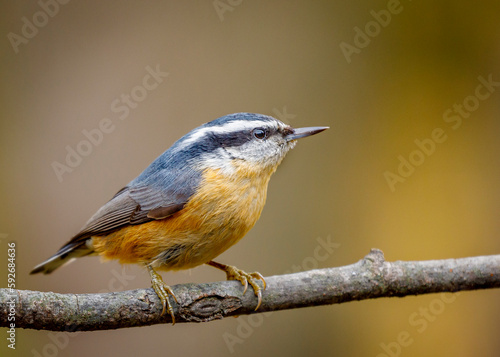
[173,119,277,152]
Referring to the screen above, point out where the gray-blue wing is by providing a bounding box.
[62,166,201,248]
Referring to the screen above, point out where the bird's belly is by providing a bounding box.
[92,166,271,270]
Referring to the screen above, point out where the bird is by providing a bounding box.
[30,112,328,323]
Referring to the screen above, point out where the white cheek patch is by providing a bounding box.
[225,138,293,167]
[195,148,237,176]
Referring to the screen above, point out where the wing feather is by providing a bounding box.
[58,147,202,252]
[63,166,201,248]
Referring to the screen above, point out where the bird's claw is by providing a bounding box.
[220,264,267,310]
[147,265,178,324]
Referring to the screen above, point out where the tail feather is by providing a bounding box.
[30,241,93,275]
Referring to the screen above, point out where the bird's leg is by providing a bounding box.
[206,261,266,310]
[146,264,178,324]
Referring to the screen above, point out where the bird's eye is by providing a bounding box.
[252,128,267,140]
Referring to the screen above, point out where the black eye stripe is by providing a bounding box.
[184,126,276,154]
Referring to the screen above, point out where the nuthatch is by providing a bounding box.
[31,113,328,323]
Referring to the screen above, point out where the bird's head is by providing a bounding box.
[171,113,328,175]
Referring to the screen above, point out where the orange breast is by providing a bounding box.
[91,162,275,270]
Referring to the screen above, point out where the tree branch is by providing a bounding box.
[2,249,499,331]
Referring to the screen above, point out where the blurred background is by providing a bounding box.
[1,1,500,356]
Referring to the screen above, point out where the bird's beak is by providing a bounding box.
[285,126,329,141]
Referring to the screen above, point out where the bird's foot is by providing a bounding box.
[207,261,266,310]
[146,264,178,324]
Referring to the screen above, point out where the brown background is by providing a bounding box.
[1,1,499,356]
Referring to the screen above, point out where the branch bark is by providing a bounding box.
[2,249,499,331]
